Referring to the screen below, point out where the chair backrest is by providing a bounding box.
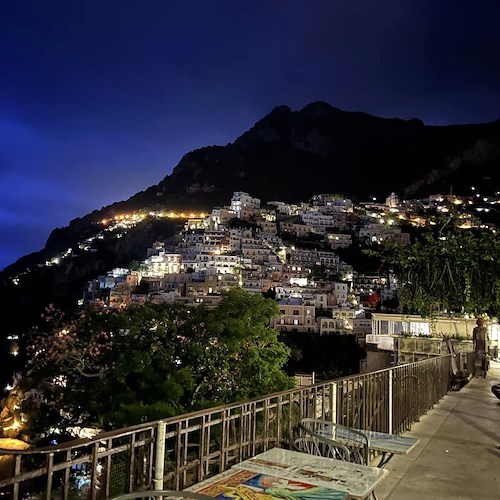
[110,490,212,499]
[293,436,351,461]
[300,417,370,465]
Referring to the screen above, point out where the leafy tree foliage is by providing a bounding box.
[21,290,293,439]
[369,221,500,316]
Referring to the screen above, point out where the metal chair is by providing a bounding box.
[110,490,212,499]
[300,417,370,465]
[293,436,351,461]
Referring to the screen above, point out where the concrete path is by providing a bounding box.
[377,360,500,500]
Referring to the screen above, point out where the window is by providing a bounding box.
[293,310,300,315]
[293,319,299,325]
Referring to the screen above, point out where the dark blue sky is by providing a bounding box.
[1,0,499,269]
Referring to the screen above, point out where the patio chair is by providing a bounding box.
[293,436,351,461]
[446,338,473,389]
[110,490,212,499]
[300,417,370,465]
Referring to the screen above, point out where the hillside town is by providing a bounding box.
[75,189,499,349]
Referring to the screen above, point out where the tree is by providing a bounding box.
[369,221,500,316]
[21,290,293,440]
[201,289,293,402]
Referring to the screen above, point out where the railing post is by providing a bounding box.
[45,453,54,500]
[154,422,166,490]
[90,444,98,500]
[330,382,337,424]
[13,455,21,500]
[388,369,393,434]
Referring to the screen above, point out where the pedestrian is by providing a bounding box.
[473,318,489,377]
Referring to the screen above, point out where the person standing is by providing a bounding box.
[473,318,489,377]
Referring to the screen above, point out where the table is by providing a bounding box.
[305,421,419,468]
[327,427,419,467]
[187,448,388,499]
[362,430,419,468]
[110,491,212,499]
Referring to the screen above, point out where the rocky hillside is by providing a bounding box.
[70,101,500,228]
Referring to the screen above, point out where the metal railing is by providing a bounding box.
[0,355,453,499]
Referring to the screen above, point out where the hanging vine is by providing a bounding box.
[367,220,500,317]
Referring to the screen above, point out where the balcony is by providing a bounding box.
[1,355,496,499]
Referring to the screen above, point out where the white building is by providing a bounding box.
[257,220,278,236]
[298,209,336,233]
[366,313,495,352]
[228,228,254,252]
[353,318,372,335]
[231,192,261,219]
[273,298,316,333]
[326,233,352,249]
[210,207,236,228]
[311,194,353,213]
[279,220,314,237]
[332,282,349,305]
[194,254,241,274]
[290,249,340,270]
[386,192,400,208]
[241,237,279,265]
[359,223,401,243]
[268,201,300,215]
[143,252,182,277]
[317,308,355,334]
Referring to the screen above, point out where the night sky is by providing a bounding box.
[1,0,499,270]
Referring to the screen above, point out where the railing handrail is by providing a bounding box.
[0,354,453,457]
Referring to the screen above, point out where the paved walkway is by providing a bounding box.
[377,360,500,500]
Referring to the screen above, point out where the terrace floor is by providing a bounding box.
[377,360,500,500]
